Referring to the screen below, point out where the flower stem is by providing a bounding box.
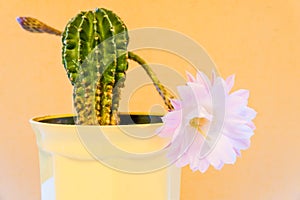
[128,51,174,111]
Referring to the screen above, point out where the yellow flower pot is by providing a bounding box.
[30,114,181,200]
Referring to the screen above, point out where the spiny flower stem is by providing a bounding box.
[128,51,174,111]
[17,17,62,36]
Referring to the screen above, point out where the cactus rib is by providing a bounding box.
[103,9,129,125]
[63,11,100,124]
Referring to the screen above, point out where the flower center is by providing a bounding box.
[189,117,209,138]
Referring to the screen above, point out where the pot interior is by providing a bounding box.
[37,114,163,125]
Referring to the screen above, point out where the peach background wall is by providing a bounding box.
[1,0,300,199]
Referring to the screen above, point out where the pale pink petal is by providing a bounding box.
[234,148,242,157]
[186,134,205,159]
[186,71,196,82]
[226,96,249,114]
[229,137,251,150]
[157,110,181,137]
[217,137,237,164]
[225,74,235,92]
[223,124,254,140]
[197,159,210,173]
[176,154,189,168]
[170,99,182,110]
[180,126,198,153]
[195,71,211,92]
[231,89,249,99]
[187,83,212,109]
[242,107,257,120]
[207,136,236,169]
[207,154,223,170]
[211,70,217,84]
[246,121,256,130]
[177,85,198,106]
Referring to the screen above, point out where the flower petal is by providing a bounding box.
[170,99,182,110]
[157,110,182,137]
[195,71,211,92]
[186,71,196,82]
[231,89,249,99]
[225,74,235,92]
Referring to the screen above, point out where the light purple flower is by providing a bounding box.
[157,71,256,173]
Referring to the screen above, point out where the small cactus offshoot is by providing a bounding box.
[17,8,174,125]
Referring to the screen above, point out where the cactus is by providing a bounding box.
[17,8,174,126]
[62,8,129,125]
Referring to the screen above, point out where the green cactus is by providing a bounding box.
[62,8,129,125]
[17,8,174,126]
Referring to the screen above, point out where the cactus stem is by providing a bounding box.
[16,17,62,36]
[128,51,174,111]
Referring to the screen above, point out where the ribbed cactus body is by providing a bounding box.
[62,8,128,125]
